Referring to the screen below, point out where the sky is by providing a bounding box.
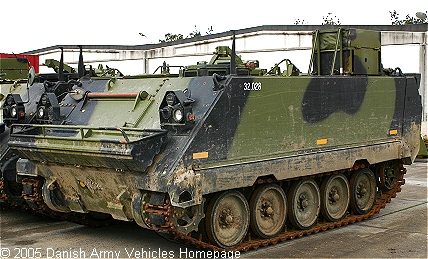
[2,0,426,54]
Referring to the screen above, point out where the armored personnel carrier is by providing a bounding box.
[9,29,422,250]
[1,47,121,209]
[1,53,40,206]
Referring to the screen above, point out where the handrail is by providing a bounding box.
[10,124,167,144]
[330,28,342,76]
[86,93,138,98]
[308,30,318,75]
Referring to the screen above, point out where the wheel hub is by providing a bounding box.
[261,202,274,218]
[329,187,340,203]
[299,194,309,210]
[220,209,234,228]
[386,168,394,178]
[357,183,367,197]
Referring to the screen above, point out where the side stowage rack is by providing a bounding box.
[8,124,168,172]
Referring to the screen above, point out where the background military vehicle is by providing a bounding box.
[0,53,40,124]
[1,53,40,206]
[1,47,121,210]
[9,29,422,251]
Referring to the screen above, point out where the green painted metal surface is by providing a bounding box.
[228,77,396,162]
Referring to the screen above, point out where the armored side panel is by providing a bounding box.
[144,73,421,199]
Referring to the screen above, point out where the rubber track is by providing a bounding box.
[147,164,406,252]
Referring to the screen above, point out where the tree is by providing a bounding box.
[294,18,307,25]
[390,10,427,25]
[187,25,201,38]
[322,13,341,25]
[159,26,214,43]
[205,26,214,35]
[159,33,184,43]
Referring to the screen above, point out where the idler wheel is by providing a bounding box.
[350,168,377,215]
[288,178,320,230]
[205,190,249,249]
[249,183,287,238]
[320,173,350,221]
[42,180,70,213]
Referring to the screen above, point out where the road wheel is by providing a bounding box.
[320,173,350,221]
[249,184,287,238]
[350,168,377,215]
[288,178,320,229]
[205,190,249,248]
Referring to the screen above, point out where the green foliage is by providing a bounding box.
[206,26,214,35]
[294,19,307,25]
[159,26,214,43]
[322,13,341,25]
[188,25,201,38]
[159,33,184,43]
[390,10,428,25]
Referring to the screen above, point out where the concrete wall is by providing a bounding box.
[25,25,428,136]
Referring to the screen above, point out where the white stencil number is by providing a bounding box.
[243,82,262,91]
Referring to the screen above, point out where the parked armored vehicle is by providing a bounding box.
[1,53,40,206]
[9,29,422,250]
[0,53,40,124]
[1,48,120,209]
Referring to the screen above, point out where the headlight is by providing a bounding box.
[161,106,172,120]
[173,108,183,122]
[37,107,45,119]
[10,106,17,118]
[160,90,195,129]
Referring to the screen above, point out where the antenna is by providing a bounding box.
[78,45,85,78]
[230,30,236,75]
[59,47,64,82]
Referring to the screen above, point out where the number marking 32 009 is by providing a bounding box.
[243,82,262,91]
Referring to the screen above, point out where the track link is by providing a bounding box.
[146,163,406,252]
[0,179,8,201]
